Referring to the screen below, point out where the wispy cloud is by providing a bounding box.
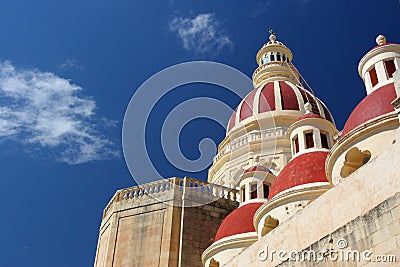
[169,13,233,57]
[252,1,272,18]
[296,0,312,15]
[0,61,119,164]
[59,58,85,71]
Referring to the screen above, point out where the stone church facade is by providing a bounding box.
[94,32,400,266]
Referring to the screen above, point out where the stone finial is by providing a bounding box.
[247,154,263,168]
[304,102,312,114]
[376,35,386,46]
[269,29,276,42]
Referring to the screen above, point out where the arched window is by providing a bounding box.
[263,183,269,198]
[270,53,275,61]
[282,54,286,62]
[250,183,257,199]
[369,67,378,87]
[305,131,314,148]
[293,135,299,154]
[241,186,246,202]
[384,59,396,78]
[320,132,329,149]
[277,52,281,61]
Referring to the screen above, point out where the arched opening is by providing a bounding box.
[304,131,314,148]
[264,54,269,64]
[293,134,299,154]
[261,215,279,236]
[320,132,329,149]
[340,147,371,178]
[384,59,396,78]
[241,186,246,202]
[250,183,258,199]
[263,183,269,199]
[369,67,378,87]
[276,52,281,61]
[209,258,220,267]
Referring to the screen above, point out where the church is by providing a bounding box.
[93,31,400,266]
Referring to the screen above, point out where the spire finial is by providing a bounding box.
[269,29,276,42]
[376,35,386,46]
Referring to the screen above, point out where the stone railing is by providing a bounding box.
[103,177,239,218]
[252,61,299,82]
[213,127,286,163]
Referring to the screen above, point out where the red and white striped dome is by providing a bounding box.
[227,81,334,133]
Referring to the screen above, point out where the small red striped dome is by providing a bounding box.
[227,81,334,133]
[296,113,323,122]
[244,165,269,173]
[268,151,329,199]
[214,202,263,242]
[341,83,396,136]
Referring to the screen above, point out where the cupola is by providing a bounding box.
[238,156,275,205]
[287,103,337,158]
[326,35,400,185]
[358,34,400,95]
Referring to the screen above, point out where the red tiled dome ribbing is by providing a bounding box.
[341,83,396,136]
[268,151,329,199]
[227,81,334,133]
[214,202,263,242]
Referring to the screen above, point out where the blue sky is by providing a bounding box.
[0,1,399,266]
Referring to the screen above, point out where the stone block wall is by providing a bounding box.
[181,197,239,267]
[93,178,238,267]
[279,193,400,266]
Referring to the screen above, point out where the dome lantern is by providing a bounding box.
[253,30,299,87]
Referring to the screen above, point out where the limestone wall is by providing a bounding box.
[93,178,238,267]
[223,130,400,266]
[278,193,400,266]
[181,197,239,266]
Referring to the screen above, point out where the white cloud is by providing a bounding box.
[59,58,85,71]
[252,1,272,18]
[169,13,233,57]
[0,61,119,164]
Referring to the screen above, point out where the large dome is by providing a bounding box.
[227,81,334,133]
[341,83,396,136]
